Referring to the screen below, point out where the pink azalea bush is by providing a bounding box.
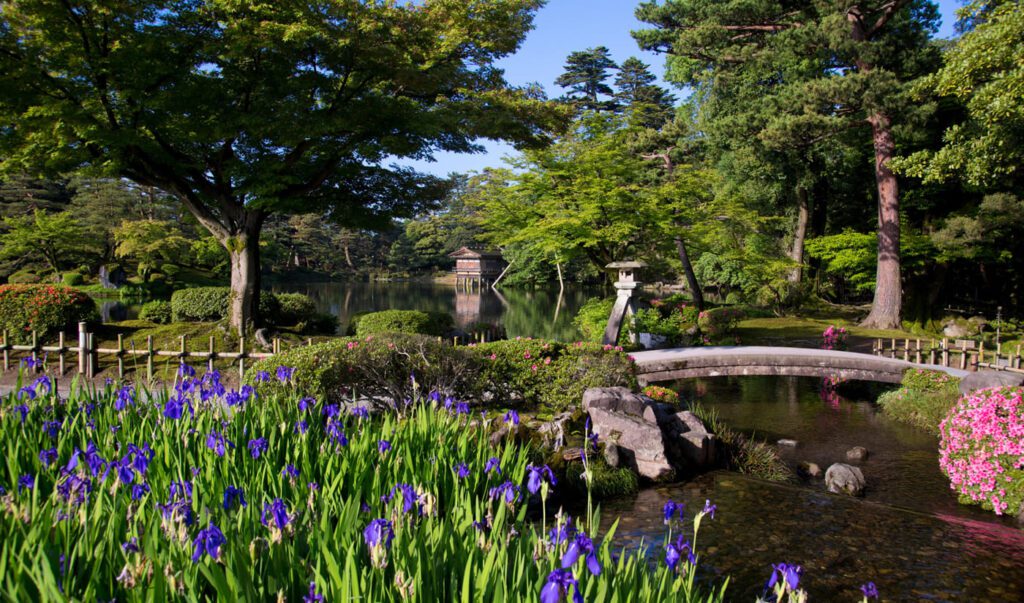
[939,386,1024,516]
[821,325,848,351]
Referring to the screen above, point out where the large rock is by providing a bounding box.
[942,319,971,338]
[536,412,574,449]
[958,370,1024,395]
[583,387,715,481]
[846,446,869,462]
[825,463,865,496]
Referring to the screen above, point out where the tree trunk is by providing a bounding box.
[343,241,353,268]
[224,216,264,338]
[788,185,810,283]
[674,234,704,310]
[859,109,902,329]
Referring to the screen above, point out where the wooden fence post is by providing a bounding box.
[941,338,949,367]
[31,330,38,366]
[914,339,922,364]
[238,337,246,381]
[180,335,187,364]
[208,336,216,373]
[146,335,155,383]
[902,338,910,361]
[978,340,985,370]
[1,329,7,371]
[1016,344,1022,369]
[889,338,896,359]
[928,339,936,365]
[88,332,96,378]
[78,322,88,375]
[959,340,968,371]
[58,331,65,375]
[117,334,125,379]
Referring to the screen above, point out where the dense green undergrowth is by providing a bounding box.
[877,369,962,432]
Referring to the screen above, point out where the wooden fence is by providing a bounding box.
[874,337,1024,373]
[1,323,505,382]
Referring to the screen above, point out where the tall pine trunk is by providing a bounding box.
[674,234,704,311]
[788,185,810,283]
[859,109,902,329]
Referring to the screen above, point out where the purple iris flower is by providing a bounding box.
[540,569,583,603]
[303,582,325,603]
[282,464,300,480]
[126,443,154,475]
[298,397,315,413]
[561,532,601,576]
[178,363,196,378]
[39,447,58,466]
[223,485,247,510]
[248,438,268,459]
[21,356,42,371]
[130,483,150,500]
[122,538,140,554]
[363,518,394,549]
[254,371,271,383]
[326,418,348,447]
[666,542,682,570]
[386,483,419,514]
[206,431,234,457]
[702,499,717,519]
[17,474,34,493]
[526,464,556,494]
[261,498,291,530]
[191,521,226,562]
[13,404,29,424]
[861,582,879,600]
[378,440,392,454]
[18,386,36,400]
[488,481,520,504]
[455,402,470,414]
[504,410,520,425]
[56,473,92,506]
[115,386,135,411]
[454,463,470,479]
[32,375,52,394]
[115,457,135,485]
[163,396,186,420]
[276,365,295,383]
[766,563,803,591]
[351,406,369,419]
[169,480,193,501]
[549,517,575,546]
[43,420,62,438]
[428,390,441,403]
[295,420,309,434]
[158,500,195,526]
[322,403,341,419]
[666,536,695,570]
[483,457,501,475]
[225,390,245,407]
[663,500,685,523]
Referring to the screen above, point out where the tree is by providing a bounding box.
[0,1,564,335]
[0,210,92,276]
[893,0,1024,188]
[614,57,676,128]
[113,220,190,281]
[635,0,941,328]
[555,47,619,112]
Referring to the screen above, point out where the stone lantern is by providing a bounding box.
[602,261,646,345]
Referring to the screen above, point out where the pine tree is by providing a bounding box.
[555,46,619,112]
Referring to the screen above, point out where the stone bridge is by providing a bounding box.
[632,346,969,386]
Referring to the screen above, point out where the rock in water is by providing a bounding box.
[846,446,869,462]
[798,461,822,479]
[825,463,865,496]
[603,442,621,468]
[777,439,799,448]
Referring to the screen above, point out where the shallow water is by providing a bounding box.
[596,376,1024,602]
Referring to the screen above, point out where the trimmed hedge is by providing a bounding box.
[169,287,306,326]
[0,284,97,344]
[275,292,317,324]
[354,309,453,337]
[877,369,962,432]
[139,300,173,324]
[249,334,637,411]
[7,269,42,285]
[61,271,84,286]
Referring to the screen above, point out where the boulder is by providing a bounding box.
[942,319,971,338]
[798,461,822,479]
[583,387,715,481]
[777,439,799,448]
[958,370,1024,395]
[846,446,869,462]
[535,411,574,450]
[825,463,865,496]
[603,442,621,468]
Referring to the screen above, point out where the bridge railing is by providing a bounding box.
[874,337,1023,373]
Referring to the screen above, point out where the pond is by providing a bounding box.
[274,281,598,341]
[598,376,1024,601]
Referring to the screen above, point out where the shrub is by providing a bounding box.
[901,368,961,394]
[139,300,173,324]
[877,369,962,432]
[642,385,680,405]
[573,297,614,343]
[275,292,317,325]
[354,309,453,337]
[61,271,84,286]
[632,297,700,346]
[939,386,1024,516]
[473,339,637,411]
[171,287,282,323]
[697,307,746,344]
[247,333,479,406]
[0,284,97,344]
[7,269,42,284]
[296,312,339,335]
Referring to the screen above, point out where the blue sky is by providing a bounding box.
[401,0,963,177]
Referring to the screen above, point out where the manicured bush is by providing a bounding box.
[138,300,173,324]
[61,271,84,286]
[296,312,339,335]
[0,284,97,344]
[354,309,453,337]
[7,269,42,284]
[632,296,700,346]
[939,386,1024,516]
[697,307,746,344]
[171,287,283,323]
[160,264,180,280]
[473,339,637,411]
[171,287,228,322]
[274,292,317,325]
[877,369,962,432]
[248,333,479,406]
[573,297,614,343]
